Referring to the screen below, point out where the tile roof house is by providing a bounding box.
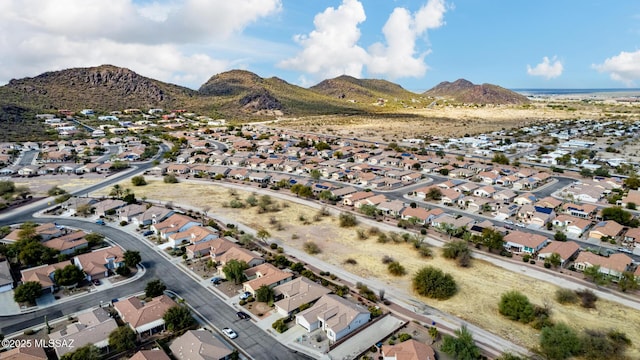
[48,307,118,358]
[42,230,89,255]
[152,214,201,239]
[93,199,127,217]
[273,277,331,316]
[588,220,624,240]
[167,226,219,249]
[0,346,47,360]
[400,207,431,225]
[552,215,591,237]
[618,189,640,208]
[242,263,293,295]
[117,204,148,222]
[129,349,171,360]
[536,241,581,267]
[73,246,125,280]
[132,206,174,226]
[623,227,640,245]
[295,294,370,342]
[20,261,71,292]
[342,191,374,207]
[169,329,233,360]
[216,246,264,269]
[562,202,597,219]
[114,295,178,335]
[381,339,436,360]
[574,252,633,280]
[504,231,549,254]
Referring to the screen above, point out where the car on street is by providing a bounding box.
[239,291,251,300]
[222,327,237,339]
[504,220,514,225]
[237,311,250,320]
[92,279,101,286]
[95,219,106,225]
[516,222,526,228]
[617,247,633,254]
[142,230,154,236]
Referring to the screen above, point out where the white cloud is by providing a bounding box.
[593,50,640,86]
[279,0,447,83]
[277,0,369,80]
[0,0,282,88]
[526,56,563,79]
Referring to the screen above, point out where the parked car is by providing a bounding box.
[95,219,106,225]
[142,230,154,236]
[222,327,237,339]
[239,291,251,300]
[236,311,250,320]
[504,220,514,225]
[617,247,633,254]
[210,277,222,285]
[516,222,526,228]
[92,279,101,286]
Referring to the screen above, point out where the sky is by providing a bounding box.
[1,0,639,92]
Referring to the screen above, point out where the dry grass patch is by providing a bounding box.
[94,180,640,356]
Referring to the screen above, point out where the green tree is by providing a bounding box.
[554,231,567,242]
[256,229,271,244]
[123,250,142,268]
[623,173,640,190]
[131,175,147,186]
[412,266,457,300]
[47,186,67,196]
[18,240,58,266]
[116,265,131,277]
[492,153,510,165]
[222,259,249,285]
[481,228,504,253]
[338,212,357,227]
[163,305,196,331]
[545,252,562,268]
[108,325,137,353]
[425,187,443,201]
[359,204,379,217]
[13,281,42,304]
[539,322,582,360]
[54,265,85,287]
[579,168,593,178]
[145,279,167,298]
[442,240,471,267]
[60,344,101,360]
[498,290,535,323]
[310,169,322,181]
[601,206,638,227]
[617,271,639,292]
[84,232,105,247]
[255,285,274,303]
[583,265,609,286]
[109,184,125,199]
[440,325,480,360]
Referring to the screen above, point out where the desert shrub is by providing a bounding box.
[303,241,321,254]
[381,255,394,264]
[498,290,535,324]
[339,212,357,227]
[412,266,457,300]
[387,261,406,276]
[272,318,288,333]
[555,288,579,304]
[397,333,412,342]
[343,258,357,265]
[576,289,598,308]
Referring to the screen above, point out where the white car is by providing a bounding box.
[504,220,514,225]
[222,327,238,339]
[515,222,526,228]
[239,291,251,300]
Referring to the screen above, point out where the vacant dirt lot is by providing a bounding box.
[11,173,106,197]
[95,180,640,356]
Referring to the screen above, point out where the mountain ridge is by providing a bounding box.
[423,78,530,105]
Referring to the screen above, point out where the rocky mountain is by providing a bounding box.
[310,75,418,104]
[423,79,529,105]
[4,65,197,111]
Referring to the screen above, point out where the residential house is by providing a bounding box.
[48,307,118,358]
[273,277,332,316]
[0,346,47,360]
[167,226,219,249]
[530,211,555,228]
[535,196,563,210]
[114,295,178,335]
[43,230,89,255]
[20,261,71,292]
[513,193,537,206]
[133,206,174,226]
[216,246,264,269]
[618,189,640,208]
[439,188,464,206]
[129,349,171,360]
[588,221,624,240]
[62,197,98,215]
[152,214,201,239]
[536,241,581,267]
[354,194,387,209]
[623,227,640,246]
[242,263,293,296]
[493,189,517,204]
[73,246,125,281]
[377,200,406,217]
[473,185,497,198]
[295,294,370,342]
[117,204,148,222]
[400,207,431,225]
[342,192,374,207]
[93,199,127,217]
[503,231,548,254]
[0,261,14,293]
[562,203,597,219]
[381,339,436,360]
[170,329,233,360]
[552,215,591,237]
[574,252,633,280]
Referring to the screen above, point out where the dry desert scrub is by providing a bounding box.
[95,180,640,356]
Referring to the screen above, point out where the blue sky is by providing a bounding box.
[1,0,639,92]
